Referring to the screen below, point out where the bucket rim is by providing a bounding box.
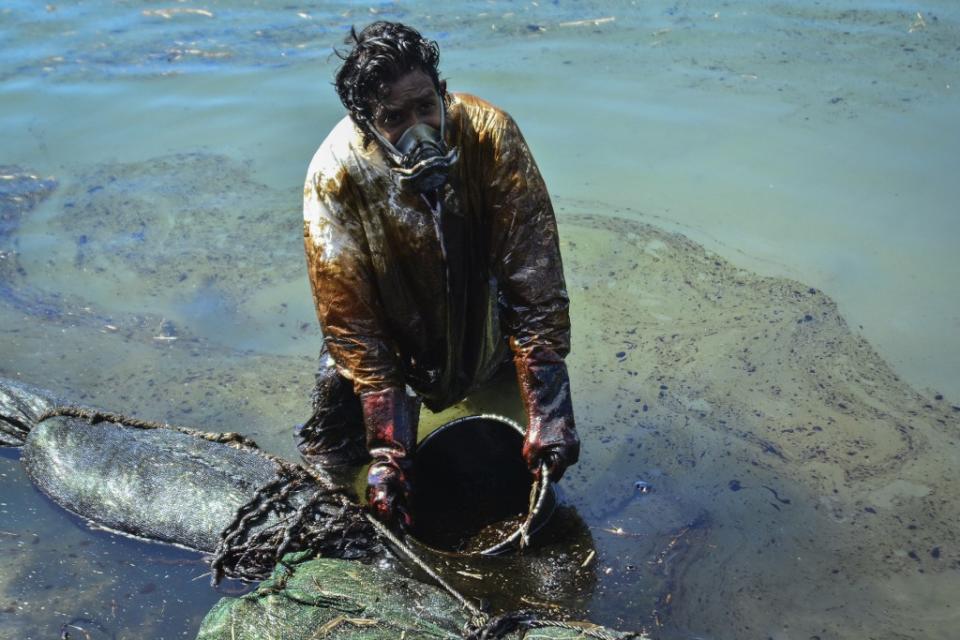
[413,413,554,557]
[419,412,524,447]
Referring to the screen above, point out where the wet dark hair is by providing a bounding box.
[334,22,445,137]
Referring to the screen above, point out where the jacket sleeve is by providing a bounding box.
[303,168,404,394]
[486,113,571,365]
[486,111,579,476]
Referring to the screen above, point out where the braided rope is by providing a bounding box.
[36,405,261,448]
[210,472,297,584]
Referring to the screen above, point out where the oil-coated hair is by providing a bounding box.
[334,22,445,141]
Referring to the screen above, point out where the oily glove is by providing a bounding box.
[515,355,580,481]
[362,387,419,527]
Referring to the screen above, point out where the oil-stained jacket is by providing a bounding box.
[303,93,570,412]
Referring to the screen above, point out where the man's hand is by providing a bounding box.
[522,420,580,482]
[367,458,413,527]
[515,355,580,482]
[362,387,419,527]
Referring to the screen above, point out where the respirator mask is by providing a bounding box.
[370,101,459,194]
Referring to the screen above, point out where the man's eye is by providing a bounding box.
[417,102,434,114]
[382,112,401,125]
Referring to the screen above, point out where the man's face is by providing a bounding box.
[371,69,445,146]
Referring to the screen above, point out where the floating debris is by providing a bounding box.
[559,17,615,28]
[142,8,215,20]
[634,480,654,495]
[908,12,927,33]
[455,570,482,580]
[580,549,596,568]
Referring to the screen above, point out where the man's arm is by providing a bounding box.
[304,170,401,393]
[304,169,417,524]
[486,112,580,481]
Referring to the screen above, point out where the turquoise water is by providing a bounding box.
[2,2,959,638]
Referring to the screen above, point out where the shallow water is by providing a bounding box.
[1,2,959,639]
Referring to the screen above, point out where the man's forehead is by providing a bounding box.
[376,71,436,109]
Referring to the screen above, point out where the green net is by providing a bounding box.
[196,551,644,640]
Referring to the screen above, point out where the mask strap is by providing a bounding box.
[438,97,448,145]
[369,126,405,165]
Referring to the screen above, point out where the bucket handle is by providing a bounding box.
[480,461,550,555]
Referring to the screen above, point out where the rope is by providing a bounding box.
[480,462,550,555]
[210,471,297,584]
[362,511,487,628]
[36,405,262,450]
[35,405,338,491]
[265,457,495,633]
[519,463,550,550]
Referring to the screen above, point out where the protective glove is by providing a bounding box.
[361,387,419,527]
[515,354,580,482]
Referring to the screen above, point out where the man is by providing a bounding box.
[298,21,579,525]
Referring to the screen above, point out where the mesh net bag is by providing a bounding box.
[196,551,642,640]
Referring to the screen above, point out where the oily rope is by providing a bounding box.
[208,465,374,585]
[36,406,639,639]
[479,463,549,555]
[36,405,265,452]
[360,508,487,628]
[35,406,340,492]
[211,467,302,584]
[519,471,548,549]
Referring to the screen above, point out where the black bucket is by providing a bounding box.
[410,414,556,555]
